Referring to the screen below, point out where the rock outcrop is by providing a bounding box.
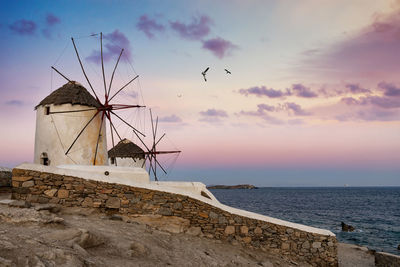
[341,222,355,232]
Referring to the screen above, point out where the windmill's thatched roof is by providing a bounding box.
[108,139,145,159]
[35,81,100,109]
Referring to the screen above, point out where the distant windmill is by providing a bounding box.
[132,109,181,181]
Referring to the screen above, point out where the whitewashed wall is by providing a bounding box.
[34,104,107,166]
[109,157,145,168]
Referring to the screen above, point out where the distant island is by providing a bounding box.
[207,184,258,189]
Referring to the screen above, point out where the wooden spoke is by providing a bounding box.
[49,108,97,114]
[71,37,100,101]
[108,48,124,98]
[110,110,145,137]
[51,66,71,82]
[93,112,105,165]
[65,110,99,155]
[108,75,139,102]
[100,32,107,98]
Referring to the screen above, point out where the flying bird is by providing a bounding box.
[202,67,210,82]
[224,69,231,74]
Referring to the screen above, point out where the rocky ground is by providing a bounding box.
[0,192,375,267]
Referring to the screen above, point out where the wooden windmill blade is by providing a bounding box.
[137,109,181,181]
[50,32,146,166]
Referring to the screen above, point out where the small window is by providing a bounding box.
[40,152,49,166]
[45,106,50,115]
[110,157,115,165]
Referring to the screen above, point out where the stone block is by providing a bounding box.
[93,202,102,208]
[254,227,263,235]
[82,197,93,207]
[105,197,120,209]
[57,189,69,199]
[281,242,290,250]
[242,237,252,243]
[240,226,249,235]
[199,212,208,218]
[44,189,58,197]
[12,176,32,182]
[209,211,218,220]
[312,242,321,248]
[121,199,130,206]
[225,225,235,235]
[22,181,35,187]
[173,202,183,210]
[158,207,173,216]
[302,241,310,249]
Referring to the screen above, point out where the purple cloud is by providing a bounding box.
[284,102,311,116]
[345,84,371,94]
[86,30,132,64]
[341,95,400,109]
[237,104,284,124]
[336,109,398,122]
[290,84,318,98]
[238,104,275,116]
[199,108,228,117]
[238,86,286,98]
[378,82,400,97]
[257,104,275,112]
[41,14,61,39]
[9,19,36,35]
[159,114,182,123]
[5,100,24,106]
[46,13,60,26]
[341,97,361,105]
[202,37,237,59]
[137,15,165,39]
[170,15,212,40]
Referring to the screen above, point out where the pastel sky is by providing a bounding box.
[1,0,399,186]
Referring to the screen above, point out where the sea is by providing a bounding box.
[209,187,400,255]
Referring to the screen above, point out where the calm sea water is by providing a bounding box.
[209,187,400,255]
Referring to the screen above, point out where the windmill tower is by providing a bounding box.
[108,138,145,167]
[34,81,107,166]
[34,32,145,167]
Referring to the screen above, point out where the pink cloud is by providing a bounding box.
[302,9,400,81]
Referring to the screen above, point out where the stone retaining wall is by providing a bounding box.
[11,168,338,266]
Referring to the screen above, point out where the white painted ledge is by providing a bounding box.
[15,163,335,237]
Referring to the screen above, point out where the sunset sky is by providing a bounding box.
[1,0,399,186]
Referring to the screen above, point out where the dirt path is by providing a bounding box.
[0,194,377,267]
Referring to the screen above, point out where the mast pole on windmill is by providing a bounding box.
[71,37,100,102]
